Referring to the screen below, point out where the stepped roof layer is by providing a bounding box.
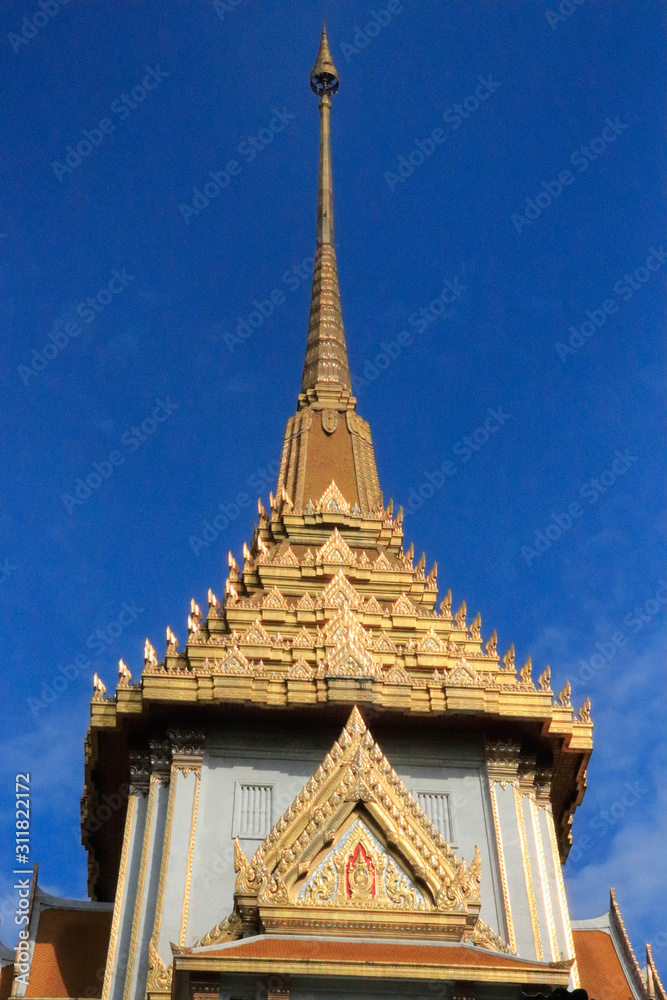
[82,29,592,902]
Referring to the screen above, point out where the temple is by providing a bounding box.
[3,28,664,1000]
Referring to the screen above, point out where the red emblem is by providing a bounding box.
[345,841,376,899]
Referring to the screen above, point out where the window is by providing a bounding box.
[416,791,453,842]
[233,783,274,838]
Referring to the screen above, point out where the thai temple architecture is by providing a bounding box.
[2,28,664,1000]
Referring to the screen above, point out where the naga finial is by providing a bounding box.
[484,629,497,657]
[166,626,179,654]
[118,658,131,686]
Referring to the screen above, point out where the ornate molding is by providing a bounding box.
[488,782,516,954]
[514,785,544,961]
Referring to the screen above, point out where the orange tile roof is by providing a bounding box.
[574,929,638,1000]
[0,964,14,1000]
[25,907,111,999]
[201,935,562,972]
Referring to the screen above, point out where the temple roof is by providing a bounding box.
[572,889,666,1000]
[176,934,573,985]
[82,33,592,905]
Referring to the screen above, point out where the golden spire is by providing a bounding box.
[301,27,352,395]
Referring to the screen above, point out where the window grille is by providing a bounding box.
[416,791,453,842]
[234,784,273,838]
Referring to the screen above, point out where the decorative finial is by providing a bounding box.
[537,665,551,691]
[144,638,158,669]
[118,658,132,686]
[439,589,452,617]
[310,25,339,95]
[166,626,179,654]
[453,600,467,629]
[92,673,107,701]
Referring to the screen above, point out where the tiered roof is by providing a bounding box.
[83,27,592,903]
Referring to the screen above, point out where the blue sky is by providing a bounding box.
[1,0,665,967]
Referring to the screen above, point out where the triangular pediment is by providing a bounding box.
[320,569,360,609]
[239,619,273,646]
[447,657,481,686]
[418,628,446,653]
[230,706,482,939]
[292,626,314,648]
[317,529,356,566]
[262,586,289,610]
[362,595,385,615]
[317,480,351,514]
[288,658,314,680]
[322,605,369,648]
[373,551,392,571]
[392,593,416,616]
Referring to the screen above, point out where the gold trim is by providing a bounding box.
[489,782,516,953]
[101,793,136,1000]
[179,768,201,945]
[122,774,159,1000]
[513,786,543,961]
[147,766,178,989]
[530,798,559,960]
[545,803,579,987]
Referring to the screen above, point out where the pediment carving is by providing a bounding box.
[317,529,356,566]
[262,586,289,610]
[227,707,482,939]
[317,481,351,514]
[447,657,481,686]
[320,569,360,609]
[322,606,370,648]
[239,620,272,646]
[418,628,446,653]
[288,658,314,680]
[292,626,314,648]
[392,593,416,616]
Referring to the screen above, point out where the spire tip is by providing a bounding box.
[310,26,339,95]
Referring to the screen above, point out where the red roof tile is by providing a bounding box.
[574,930,637,1000]
[0,964,14,1000]
[25,908,111,999]
[203,936,559,971]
